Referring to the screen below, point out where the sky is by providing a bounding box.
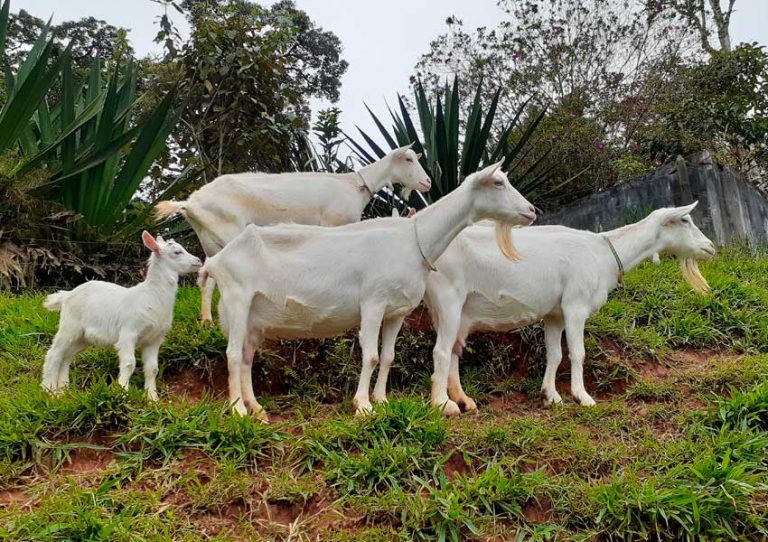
[17,0,768,145]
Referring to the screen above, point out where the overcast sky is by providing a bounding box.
[18,0,768,146]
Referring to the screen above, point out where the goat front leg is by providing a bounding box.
[447,349,476,413]
[141,341,162,401]
[200,276,216,324]
[353,304,385,416]
[541,316,565,405]
[116,334,139,391]
[564,310,595,406]
[371,314,406,404]
[241,331,268,422]
[431,312,462,417]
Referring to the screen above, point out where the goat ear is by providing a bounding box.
[142,231,160,253]
[395,143,414,155]
[415,152,423,160]
[661,201,699,224]
[476,159,505,182]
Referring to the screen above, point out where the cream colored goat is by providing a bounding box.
[200,161,537,420]
[155,145,431,323]
[414,203,715,415]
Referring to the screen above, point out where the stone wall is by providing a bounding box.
[538,154,768,246]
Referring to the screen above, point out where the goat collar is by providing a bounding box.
[413,218,437,272]
[603,236,625,284]
[356,171,374,198]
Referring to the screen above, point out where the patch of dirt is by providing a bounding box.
[60,445,114,475]
[669,349,720,368]
[165,364,229,403]
[442,451,470,480]
[0,488,29,508]
[522,498,553,523]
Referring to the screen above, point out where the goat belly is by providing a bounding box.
[252,295,360,340]
[464,292,540,332]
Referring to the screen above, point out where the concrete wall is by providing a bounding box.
[538,154,768,246]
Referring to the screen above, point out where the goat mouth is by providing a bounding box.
[519,212,536,225]
[701,247,716,257]
[418,180,431,191]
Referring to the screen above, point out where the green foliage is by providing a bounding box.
[710,381,768,433]
[349,77,551,206]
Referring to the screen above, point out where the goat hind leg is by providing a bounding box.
[200,276,216,324]
[371,315,406,404]
[240,333,268,422]
[447,350,476,413]
[564,311,595,406]
[353,305,385,416]
[541,317,565,405]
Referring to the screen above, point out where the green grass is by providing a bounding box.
[0,248,767,539]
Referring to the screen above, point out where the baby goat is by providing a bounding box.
[41,232,201,399]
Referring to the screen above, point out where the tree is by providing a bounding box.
[650,0,736,55]
[5,10,132,69]
[147,0,347,184]
[413,0,707,194]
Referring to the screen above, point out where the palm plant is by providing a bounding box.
[348,78,554,208]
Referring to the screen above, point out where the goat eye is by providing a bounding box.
[681,217,690,224]
[405,157,413,163]
[493,180,504,187]
[174,250,182,255]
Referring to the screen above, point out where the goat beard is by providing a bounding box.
[495,221,523,261]
[680,258,710,295]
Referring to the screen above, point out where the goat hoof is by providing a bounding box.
[354,404,374,417]
[146,390,159,402]
[200,318,214,326]
[542,390,563,406]
[438,400,461,417]
[253,409,270,424]
[371,393,388,404]
[577,395,597,407]
[456,396,477,413]
[232,403,249,417]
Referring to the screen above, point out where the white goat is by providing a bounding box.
[41,232,202,399]
[154,145,432,323]
[200,161,537,420]
[417,202,715,415]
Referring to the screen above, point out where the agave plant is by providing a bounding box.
[348,78,553,208]
[0,0,71,156]
[14,58,183,232]
[0,0,186,235]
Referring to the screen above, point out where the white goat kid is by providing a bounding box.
[154,144,432,323]
[41,232,202,399]
[423,202,715,414]
[201,161,537,420]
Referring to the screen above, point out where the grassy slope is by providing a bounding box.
[0,247,767,541]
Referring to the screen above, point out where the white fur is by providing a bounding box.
[201,161,537,420]
[41,233,202,400]
[421,202,716,415]
[155,145,431,323]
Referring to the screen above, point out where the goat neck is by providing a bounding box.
[411,182,475,264]
[602,217,663,275]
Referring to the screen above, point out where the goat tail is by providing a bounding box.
[154,200,188,222]
[43,290,71,311]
